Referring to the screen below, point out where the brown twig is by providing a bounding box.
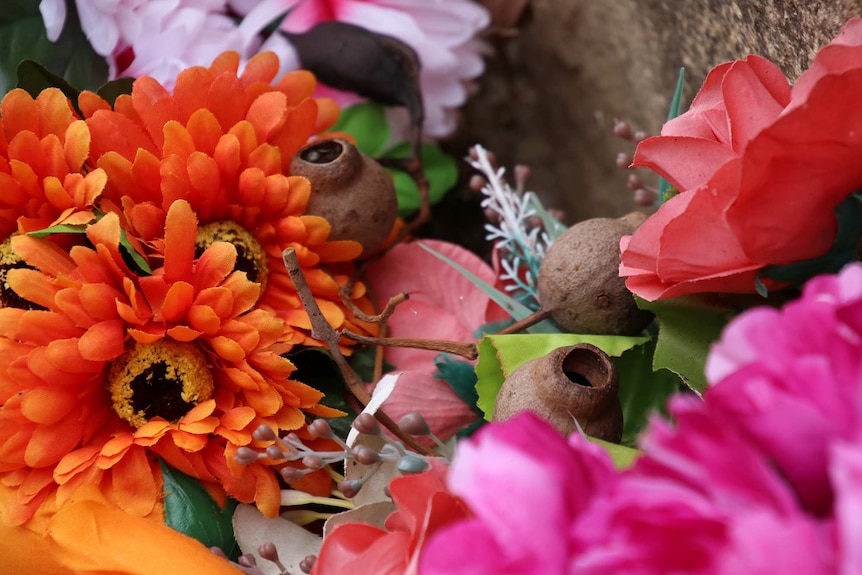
[282,248,436,456]
[341,330,478,360]
[338,289,410,325]
[493,308,554,335]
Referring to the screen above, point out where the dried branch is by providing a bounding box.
[282,248,436,456]
[493,308,554,335]
[341,330,478,360]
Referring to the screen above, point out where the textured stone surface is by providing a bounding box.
[442,0,862,231]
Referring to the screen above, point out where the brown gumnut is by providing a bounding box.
[537,211,653,335]
[290,138,398,257]
[493,344,623,442]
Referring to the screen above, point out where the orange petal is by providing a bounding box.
[47,485,243,575]
[20,386,80,425]
[109,446,159,516]
[161,280,194,322]
[163,199,197,284]
[78,319,126,361]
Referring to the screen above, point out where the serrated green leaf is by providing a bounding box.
[161,461,240,560]
[475,333,650,419]
[2,3,107,98]
[636,295,733,393]
[383,142,458,217]
[329,102,391,157]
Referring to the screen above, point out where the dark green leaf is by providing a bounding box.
[161,461,240,560]
[120,228,152,275]
[612,339,682,444]
[636,295,734,393]
[2,3,107,98]
[383,142,458,217]
[287,348,357,439]
[433,354,481,414]
[97,76,135,107]
[329,102,391,157]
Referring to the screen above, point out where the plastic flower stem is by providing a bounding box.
[340,329,478,360]
[282,248,438,457]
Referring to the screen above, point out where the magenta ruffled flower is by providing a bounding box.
[418,263,862,574]
[420,412,617,574]
[705,263,862,513]
[231,0,490,138]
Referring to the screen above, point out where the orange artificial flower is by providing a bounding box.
[81,51,376,347]
[0,201,340,526]
[0,87,102,238]
[0,482,242,575]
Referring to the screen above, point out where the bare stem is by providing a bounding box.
[282,249,436,457]
[341,330,478,360]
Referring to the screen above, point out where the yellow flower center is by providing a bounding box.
[108,339,213,428]
[0,236,43,310]
[195,221,268,291]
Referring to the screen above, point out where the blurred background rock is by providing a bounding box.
[430,0,862,253]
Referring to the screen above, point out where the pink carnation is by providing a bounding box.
[420,412,618,575]
[417,264,862,574]
[231,0,490,138]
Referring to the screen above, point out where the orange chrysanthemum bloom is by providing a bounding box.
[0,201,339,525]
[80,51,376,347]
[0,87,102,238]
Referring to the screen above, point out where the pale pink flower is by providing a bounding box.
[365,240,505,441]
[39,0,254,87]
[231,0,491,138]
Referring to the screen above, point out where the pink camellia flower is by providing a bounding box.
[39,0,253,86]
[620,17,862,300]
[230,0,490,138]
[420,412,618,575]
[365,239,506,441]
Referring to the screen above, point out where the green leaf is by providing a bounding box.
[329,102,391,157]
[2,3,107,98]
[657,68,685,205]
[161,461,240,560]
[96,76,135,107]
[120,228,152,275]
[636,295,733,393]
[589,437,641,469]
[416,241,560,332]
[383,142,458,217]
[475,333,650,419]
[287,348,357,439]
[433,354,481,414]
[27,222,90,237]
[614,339,682,444]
